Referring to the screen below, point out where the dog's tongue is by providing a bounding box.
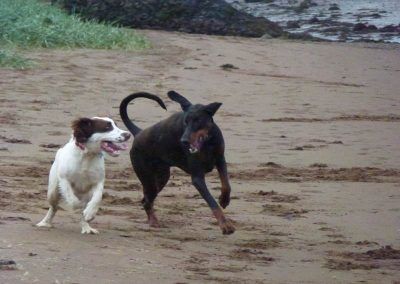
[189,139,204,154]
[101,142,128,156]
[111,142,128,151]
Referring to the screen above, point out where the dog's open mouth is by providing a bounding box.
[189,135,208,154]
[100,141,128,157]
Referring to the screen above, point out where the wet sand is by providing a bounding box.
[0,30,399,283]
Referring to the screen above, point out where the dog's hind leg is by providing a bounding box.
[141,184,160,227]
[133,154,169,227]
[36,163,59,228]
[138,169,171,228]
[155,166,170,194]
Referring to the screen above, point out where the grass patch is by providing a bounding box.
[0,49,34,69]
[0,0,149,68]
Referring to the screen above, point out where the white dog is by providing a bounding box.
[36,117,130,234]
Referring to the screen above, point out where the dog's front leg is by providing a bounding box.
[191,173,235,235]
[81,182,103,234]
[36,163,60,228]
[216,155,231,209]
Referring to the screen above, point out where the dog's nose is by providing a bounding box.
[180,127,191,146]
[180,137,190,146]
[122,132,131,140]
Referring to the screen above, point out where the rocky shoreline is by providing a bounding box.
[56,0,400,42]
[57,0,282,38]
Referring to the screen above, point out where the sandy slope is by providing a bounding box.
[0,30,399,283]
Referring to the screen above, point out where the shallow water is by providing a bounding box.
[227,0,400,43]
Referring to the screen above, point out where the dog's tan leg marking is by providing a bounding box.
[146,208,160,228]
[212,208,235,235]
[216,156,231,209]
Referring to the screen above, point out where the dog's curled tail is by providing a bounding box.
[120,92,167,137]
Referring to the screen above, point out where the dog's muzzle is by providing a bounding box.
[181,128,197,153]
[180,129,208,154]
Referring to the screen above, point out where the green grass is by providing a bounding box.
[0,0,149,68]
[0,49,34,69]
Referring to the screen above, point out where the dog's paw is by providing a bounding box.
[148,217,161,228]
[81,222,99,234]
[36,221,53,228]
[218,194,230,209]
[83,209,96,223]
[81,226,99,235]
[220,220,235,235]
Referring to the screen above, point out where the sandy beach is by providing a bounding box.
[0,30,399,283]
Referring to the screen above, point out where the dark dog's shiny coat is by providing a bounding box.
[120,91,235,234]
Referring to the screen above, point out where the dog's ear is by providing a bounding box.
[72,117,93,143]
[203,102,222,116]
[167,90,192,111]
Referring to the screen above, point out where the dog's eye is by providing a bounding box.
[106,122,112,129]
[192,119,203,131]
[192,118,200,125]
[184,116,190,125]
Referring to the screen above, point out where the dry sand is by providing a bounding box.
[0,30,399,283]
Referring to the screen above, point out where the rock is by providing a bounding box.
[369,13,382,19]
[295,0,317,13]
[0,260,17,271]
[286,21,300,29]
[245,0,274,3]
[291,146,304,151]
[40,143,61,149]
[0,260,16,265]
[259,162,282,168]
[57,0,283,38]
[310,163,328,168]
[260,33,273,39]
[353,38,383,43]
[329,3,340,11]
[283,32,326,41]
[353,23,378,32]
[356,12,382,19]
[353,23,367,31]
[379,24,400,33]
[220,64,239,70]
[308,16,320,24]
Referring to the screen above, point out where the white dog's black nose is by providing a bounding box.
[122,132,131,141]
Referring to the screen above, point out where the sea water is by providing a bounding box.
[227,0,400,43]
